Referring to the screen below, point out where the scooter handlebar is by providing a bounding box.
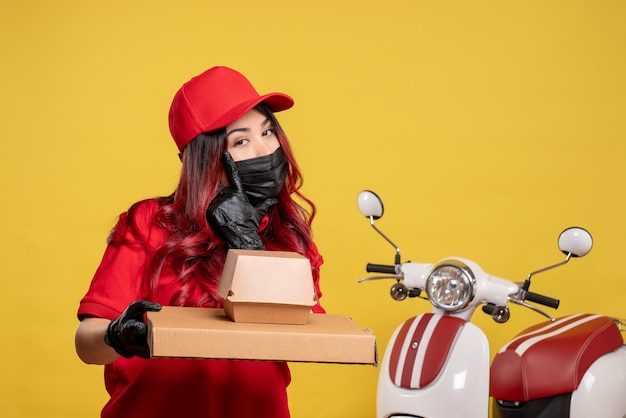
[525,291,560,309]
[366,263,397,275]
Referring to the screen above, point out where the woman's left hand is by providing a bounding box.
[206,152,276,250]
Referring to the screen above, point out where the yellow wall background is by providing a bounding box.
[1,1,625,417]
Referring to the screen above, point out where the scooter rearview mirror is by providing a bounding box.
[524,226,593,289]
[357,190,384,220]
[357,190,400,264]
[558,227,593,258]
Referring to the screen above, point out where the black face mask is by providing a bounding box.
[234,147,287,206]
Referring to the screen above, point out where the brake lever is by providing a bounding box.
[508,297,555,322]
[358,275,400,283]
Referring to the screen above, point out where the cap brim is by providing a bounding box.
[208,92,294,132]
[259,92,294,113]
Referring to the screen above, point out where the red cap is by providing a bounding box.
[168,66,294,152]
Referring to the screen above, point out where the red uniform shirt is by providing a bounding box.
[78,199,324,418]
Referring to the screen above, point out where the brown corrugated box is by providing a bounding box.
[218,250,317,325]
[147,306,377,365]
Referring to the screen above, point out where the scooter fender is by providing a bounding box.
[377,313,490,418]
[570,345,626,418]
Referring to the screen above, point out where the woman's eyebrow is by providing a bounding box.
[226,126,249,137]
[226,118,271,137]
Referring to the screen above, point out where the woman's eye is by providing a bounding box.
[232,138,249,147]
[262,128,276,137]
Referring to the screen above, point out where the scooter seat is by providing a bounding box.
[490,313,623,402]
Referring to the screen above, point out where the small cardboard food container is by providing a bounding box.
[147,307,377,365]
[218,249,317,325]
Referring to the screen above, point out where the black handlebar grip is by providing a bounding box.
[525,291,560,309]
[366,263,397,274]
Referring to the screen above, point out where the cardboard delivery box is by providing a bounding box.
[218,249,317,325]
[147,307,377,365]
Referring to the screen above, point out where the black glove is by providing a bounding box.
[207,152,277,250]
[104,300,162,359]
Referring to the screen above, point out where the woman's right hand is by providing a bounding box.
[104,300,162,359]
[75,300,162,364]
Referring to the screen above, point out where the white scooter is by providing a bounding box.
[356,190,626,418]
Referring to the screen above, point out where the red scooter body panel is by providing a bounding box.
[388,313,466,389]
[491,314,622,401]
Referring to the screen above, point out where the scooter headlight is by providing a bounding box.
[426,260,475,311]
